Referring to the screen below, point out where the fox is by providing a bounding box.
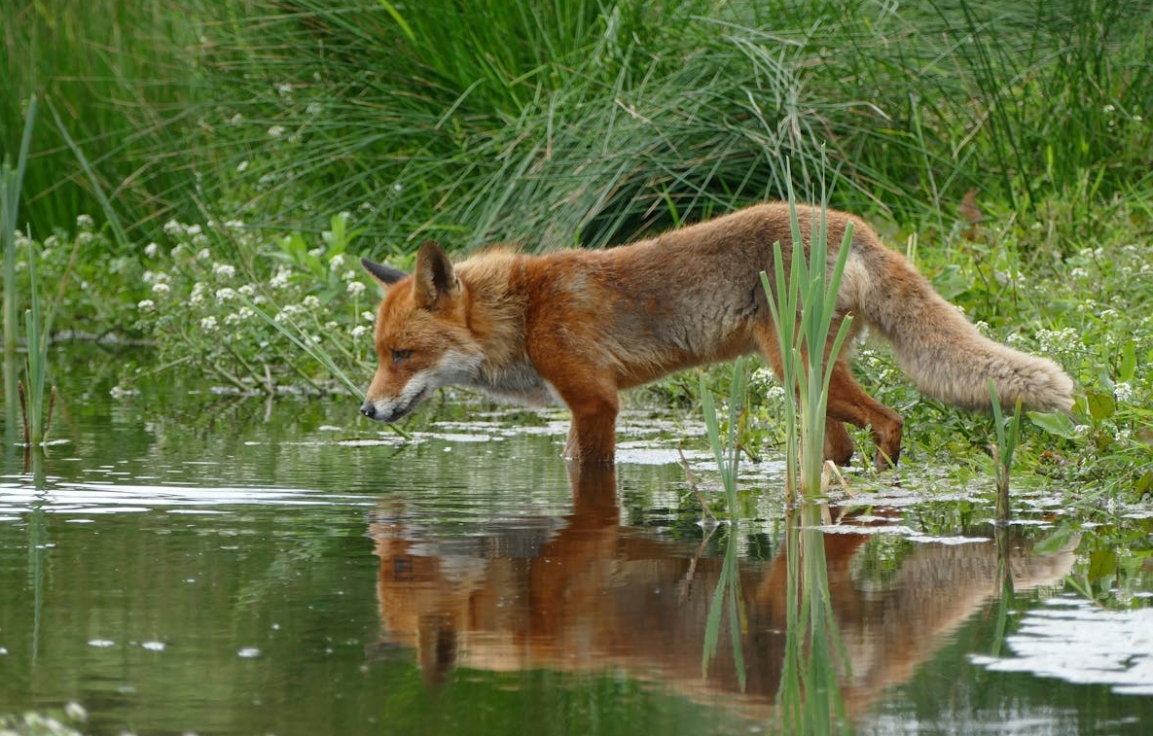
[358,202,1074,468]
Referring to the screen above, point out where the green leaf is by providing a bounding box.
[1119,340,1137,383]
[1087,548,1117,583]
[1085,390,1117,421]
[1028,410,1080,440]
[1033,524,1079,555]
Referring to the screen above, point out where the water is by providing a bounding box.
[1,349,1151,735]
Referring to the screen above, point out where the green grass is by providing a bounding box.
[3,0,1151,499]
[7,0,1151,249]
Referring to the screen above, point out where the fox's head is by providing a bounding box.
[359,241,483,423]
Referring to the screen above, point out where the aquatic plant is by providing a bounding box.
[762,182,854,499]
[988,381,1025,523]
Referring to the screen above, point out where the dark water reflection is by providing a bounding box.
[370,463,1077,724]
[1,351,1151,735]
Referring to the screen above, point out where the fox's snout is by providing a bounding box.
[360,398,384,421]
[360,396,408,423]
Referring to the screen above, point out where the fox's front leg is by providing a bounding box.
[547,371,620,462]
[562,395,619,462]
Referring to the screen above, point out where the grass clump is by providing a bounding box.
[2,0,1151,499]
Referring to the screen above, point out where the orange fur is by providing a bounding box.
[360,203,1074,467]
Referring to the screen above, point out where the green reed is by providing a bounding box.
[699,358,749,688]
[0,94,59,447]
[763,185,854,499]
[988,380,1025,524]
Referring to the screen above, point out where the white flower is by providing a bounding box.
[196,248,210,261]
[192,233,210,249]
[213,262,236,279]
[1115,382,1134,403]
[215,287,237,303]
[163,219,183,237]
[346,280,366,297]
[144,242,159,258]
[200,316,218,331]
[306,101,322,116]
[302,295,321,309]
[151,282,171,295]
[76,214,95,231]
[225,307,255,326]
[229,112,244,125]
[351,325,369,339]
[361,311,375,322]
[186,224,202,237]
[76,232,94,246]
[238,284,256,297]
[190,282,208,306]
[341,269,359,282]
[278,83,293,97]
[268,125,286,138]
[329,253,346,270]
[269,267,291,289]
[64,702,88,722]
[236,160,249,173]
[137,299,156,312]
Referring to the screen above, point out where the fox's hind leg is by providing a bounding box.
[823,421,856,466]
[825,358,903,470]
[754,323,859,466]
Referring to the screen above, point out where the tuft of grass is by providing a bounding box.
[762,179,855,499]
[3,95,36,355]
[988,380,1024,523]
[3,95,59,448]
[699,357,749,690]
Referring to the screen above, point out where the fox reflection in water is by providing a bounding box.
[369,464,1075,715]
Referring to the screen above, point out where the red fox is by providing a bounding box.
[359,202,1074,467]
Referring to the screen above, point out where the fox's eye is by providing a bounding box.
[392,349,413,364]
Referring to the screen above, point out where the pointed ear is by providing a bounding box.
[413,241,460,310]
[361,256,408,289]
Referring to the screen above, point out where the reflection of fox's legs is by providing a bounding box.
[528,462,622,634]
[566,460,620,526]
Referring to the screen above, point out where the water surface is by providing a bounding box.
[1,350,1151,735]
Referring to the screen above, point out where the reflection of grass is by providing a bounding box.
[700,358,748,688]
[777,504,851,736]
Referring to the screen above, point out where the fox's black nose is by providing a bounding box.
[360,400,377,419]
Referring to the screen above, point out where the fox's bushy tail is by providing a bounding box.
[841,244,1075,414]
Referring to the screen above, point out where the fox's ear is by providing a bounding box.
[360,257,408,289]
[413,240,461,310]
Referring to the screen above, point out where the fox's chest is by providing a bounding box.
[467,358,558,407]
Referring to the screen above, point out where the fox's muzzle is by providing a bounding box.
[360,398,406,422]
[360,385,429,423]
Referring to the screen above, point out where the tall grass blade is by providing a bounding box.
[988,380,1023,523]
[763,164,855,497]
[46,97,130,248]
[4,94,37,354]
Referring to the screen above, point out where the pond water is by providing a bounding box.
[1,349,1152,735]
